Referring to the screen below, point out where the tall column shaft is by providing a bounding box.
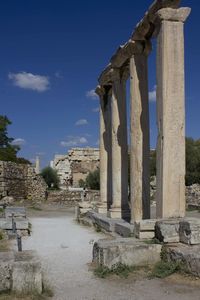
[108,69,128,219]
[95,86,109,214]
[156,8,191,218]
[130,45,150,223]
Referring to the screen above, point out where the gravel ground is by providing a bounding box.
[12,207,200,300]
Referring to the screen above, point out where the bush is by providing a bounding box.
[41,167,60,189]
[186,137,200,185]
[85,169,100,190]
[149,138,200,185]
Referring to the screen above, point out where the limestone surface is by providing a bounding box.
[93,238,161,268]
[155,219,180,243]
[12,250,42,294]
[166,243,200,277]
[179,218,200,245]
[0,252,14,292]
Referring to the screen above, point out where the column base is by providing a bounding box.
[96,203,107,214]
[107,207,122,219]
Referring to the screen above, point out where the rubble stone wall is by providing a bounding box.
[53,148,99,188]
[186,184,200,209]
[0,161,47,201]
[47,189,100,206]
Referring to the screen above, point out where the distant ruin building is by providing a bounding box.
[51,148,99,188]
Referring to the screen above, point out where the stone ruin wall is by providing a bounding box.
[53,148,99,188]
[186,184,200,209]
[47,189,100,206]
[0,161,47,201]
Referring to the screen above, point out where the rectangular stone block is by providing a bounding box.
[134,219,157,239]
[0,218,28,230]
[155,219,180,243]
[93,238,161,268]
[12,250,42,294]
[5,207,26,218]
[87,211,123,232]
[115,222,135,237]
[179,218,200,245]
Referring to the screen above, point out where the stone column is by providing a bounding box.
[108,69,128,219]
[130,42,151,223]
[35,156,40,174]
[156,7,191,218]
[95,86,108,214]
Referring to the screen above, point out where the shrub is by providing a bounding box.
[41,167,60,189]
[85,169,100,190]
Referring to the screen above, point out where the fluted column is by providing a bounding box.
[130,41,151,223]
[156,7,191,218]
[108,69,128,219]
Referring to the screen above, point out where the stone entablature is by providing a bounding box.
[0,161,47,201]
[52,148,99,188]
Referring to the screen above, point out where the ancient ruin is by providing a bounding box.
[0,161,47,202]
[52,147,99,188]
[96,0,191,221]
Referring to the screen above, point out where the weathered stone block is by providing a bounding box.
[134,219,157,239]
[166,244,200,277]
[155,219,180,243]
[115,222,135,237]
[87,211,120,232]
[179,218,200,245]
[12,251,42,294]
[5,207,26,218]
[0,252,14,292]
[0,218,29,230]
[93,238,162,268]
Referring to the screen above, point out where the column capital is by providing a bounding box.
[156,7,191,23]
[95,85,105,98]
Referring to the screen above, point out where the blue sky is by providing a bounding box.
[0,0,199,167]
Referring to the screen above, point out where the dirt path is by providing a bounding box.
[12,207,200,300]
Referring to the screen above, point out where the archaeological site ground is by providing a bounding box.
[0,0,200,299]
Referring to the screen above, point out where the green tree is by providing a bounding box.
[0,115,30,164]
[41,166,60,189]
[85,169,100,190]
[186,137,200,185]
[0,116,19,162]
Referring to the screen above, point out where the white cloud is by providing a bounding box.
[149,85,157,102]
[60,136,88,147]
[86,89,98,100]
[11,138,26,146]
[75,119,88,126]
[95,139,100,146]
[8,72,50,92]
[92,107,99,113]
